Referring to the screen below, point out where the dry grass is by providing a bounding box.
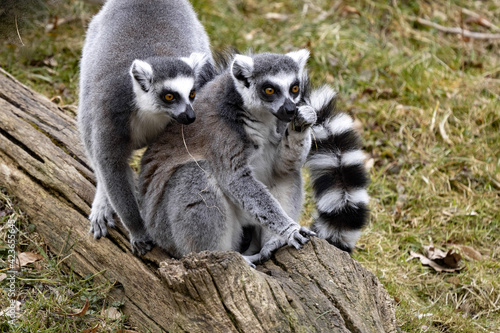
[0,189,131,332]
[1,0,499,331]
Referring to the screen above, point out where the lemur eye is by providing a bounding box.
[164,94,174,101]
[265,87,275,95]
[189,90,196,99]
[291,85,299,94]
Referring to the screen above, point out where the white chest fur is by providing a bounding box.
[244,113,281,185]
[130,110,171,149]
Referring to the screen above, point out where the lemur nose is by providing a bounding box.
[176,105,196,125]
[284,99,296,115]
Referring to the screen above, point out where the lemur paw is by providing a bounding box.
[89,203,116,239]
[242,256,257,268]
[259,237,286,261]
[283,224,317,249]
[130,233,154,256]
[292,105,317,132]
[243,237,286,267]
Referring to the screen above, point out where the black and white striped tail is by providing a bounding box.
[305,86,370,252]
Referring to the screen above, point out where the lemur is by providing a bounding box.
[138,51,317,266]
[77,0,211,254]
[306,86,370,252]
[238,84,371,261]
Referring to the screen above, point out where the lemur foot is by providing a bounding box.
[243,237,286,267]
[292,105,317,132]
[242,256,257,268]
[130,232,154,256]
[89,202,116,239]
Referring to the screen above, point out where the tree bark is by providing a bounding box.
[0,68,397,332]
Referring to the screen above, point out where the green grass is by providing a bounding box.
[1,0,499,332]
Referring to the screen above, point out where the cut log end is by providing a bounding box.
[157,238,397,333]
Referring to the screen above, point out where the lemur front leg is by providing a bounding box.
[94,155,153,255]
[89,179,115,239]
[219,166,316,250]
[244,106,319,266]
[274,104,317,175]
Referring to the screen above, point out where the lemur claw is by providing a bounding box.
[299,226,317,237]
[130,234,154,255]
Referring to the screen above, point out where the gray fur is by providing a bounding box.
[139,51,316,265]
[78,0,211,254]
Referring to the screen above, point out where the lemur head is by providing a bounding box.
[130,52,208,125]
[230,49,309,122]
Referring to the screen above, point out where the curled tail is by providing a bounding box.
[305,86,370,252]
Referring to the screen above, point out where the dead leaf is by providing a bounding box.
[116,330,140,333]
[102,306,121,320]
[16,252,44,269]
[409,249,463,273]
[81,323,99,333]
[424,245,462,269]
[451,244,483,261]
[0,273,7,282]
[442,250,461,268]
[58,298,89,317]
[424,245,448,260]
[342,6,361,16]
[73,298,90,317]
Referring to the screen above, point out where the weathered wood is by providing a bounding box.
[0,67,397,332]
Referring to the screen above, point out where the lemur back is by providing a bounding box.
[78,0,211,254]
[139,51,317,265]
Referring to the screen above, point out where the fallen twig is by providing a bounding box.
[411,17,500,40]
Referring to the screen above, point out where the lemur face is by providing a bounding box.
[130,53,208,125]
[231,50,309,122]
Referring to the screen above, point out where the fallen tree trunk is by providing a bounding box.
[0,68,397,332]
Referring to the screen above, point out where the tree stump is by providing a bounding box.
[0,68,397,332]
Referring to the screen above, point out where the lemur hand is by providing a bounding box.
[292,105,317,132]
[282,223,317,249]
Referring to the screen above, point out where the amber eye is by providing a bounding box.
[265,87,275,95]
[189,90,196,99]
[291,85,299,93]
[164,94,174,101]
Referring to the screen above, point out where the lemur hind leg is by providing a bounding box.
[149,161,239,257]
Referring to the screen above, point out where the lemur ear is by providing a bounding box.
[130,59,153,92]
[286,49,310,73]
[181,52,209,77]
[231,54,254,88]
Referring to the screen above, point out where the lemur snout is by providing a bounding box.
[277,98,297,121]
[175,105,196,124]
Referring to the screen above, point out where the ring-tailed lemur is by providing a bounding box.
[237,83,371,262]
[139,51,317,266]
[306,86,370,252]
[78,0,211,254]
